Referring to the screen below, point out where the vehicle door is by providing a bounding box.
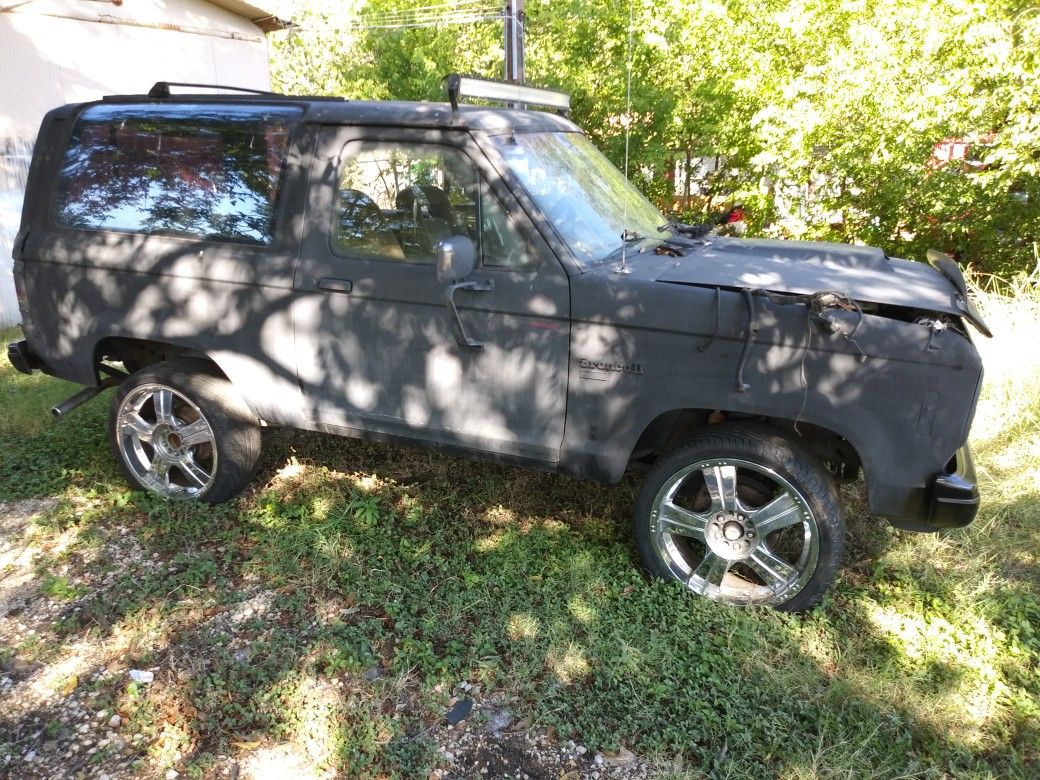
[293,125,571,465]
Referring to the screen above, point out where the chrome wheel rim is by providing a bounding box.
[115,383,218,498]
[649,458,820,606]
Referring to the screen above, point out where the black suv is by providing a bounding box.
[6,78,987,611]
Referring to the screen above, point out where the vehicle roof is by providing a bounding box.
[87,94,582,135]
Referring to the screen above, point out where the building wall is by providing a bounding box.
[0,0,272,327]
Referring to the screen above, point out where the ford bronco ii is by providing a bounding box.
[6,77,987,611]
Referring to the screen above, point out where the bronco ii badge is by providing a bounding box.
[578,358,645,375]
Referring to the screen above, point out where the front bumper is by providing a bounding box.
[7,340,40,375]
[891,444,980,532]
[928,445,980,528]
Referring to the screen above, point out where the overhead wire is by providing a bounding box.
[281,0,605,38]
[348,0,494,22]
[283,0,570,37]
[346,15,505,31]
[619,0,634,273]
[346,9,498,27]
[278,4,522,90]
[342,1,503,30]
[358,0,492,15]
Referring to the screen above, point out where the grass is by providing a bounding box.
[1,282,1039,780]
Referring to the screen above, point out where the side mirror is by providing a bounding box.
[436,236,476,283]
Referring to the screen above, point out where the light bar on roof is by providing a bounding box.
[445,74,570,112]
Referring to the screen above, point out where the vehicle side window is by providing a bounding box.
[478,184,533,269]
[334,140,531,268]
[56,103,301,245]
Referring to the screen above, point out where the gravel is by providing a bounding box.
[428,697,655,780]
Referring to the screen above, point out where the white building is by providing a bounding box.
[0,0,287,326]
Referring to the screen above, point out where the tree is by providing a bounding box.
[270,0,1039,275]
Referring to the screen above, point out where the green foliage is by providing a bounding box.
[39,574,86,601]
[270,0,500,101]
[271,0,1039,274]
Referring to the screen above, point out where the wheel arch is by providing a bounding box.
[628,407,865,483]
[93,336,227,380]
[92,336,302,427]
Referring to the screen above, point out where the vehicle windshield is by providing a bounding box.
[491,132,666,266]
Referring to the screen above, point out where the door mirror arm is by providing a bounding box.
[438,236,489,348]
[444,279,494,348]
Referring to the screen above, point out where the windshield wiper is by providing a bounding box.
[597,231,649,265]
[662,219,715,239]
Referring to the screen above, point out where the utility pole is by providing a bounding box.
[503,0,525,84]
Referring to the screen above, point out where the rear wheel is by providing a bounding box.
[108,359,260,503]
[633,426,844,612]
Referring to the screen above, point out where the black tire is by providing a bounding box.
[107,358,261,504]
[633,424,844,612]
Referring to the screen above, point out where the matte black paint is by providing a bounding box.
[9,94,984,531]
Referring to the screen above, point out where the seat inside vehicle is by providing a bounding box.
[396,184,454,259]
[337,187,405,258]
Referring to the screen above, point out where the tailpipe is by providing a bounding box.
[51,366,127,418]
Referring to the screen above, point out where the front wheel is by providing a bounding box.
[107,359,261,503]
[633,426,844,612]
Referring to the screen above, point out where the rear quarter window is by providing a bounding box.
[56,103,302,245]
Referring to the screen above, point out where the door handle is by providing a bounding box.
[444,279,494,348]
[318,277,353,293]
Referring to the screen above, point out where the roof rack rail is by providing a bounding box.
[443,73,570,116]
[138,82,346,102]
[148,82,282,99]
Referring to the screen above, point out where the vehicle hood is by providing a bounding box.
[658,237,987,332]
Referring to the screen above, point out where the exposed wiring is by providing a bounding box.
[810,291,867,362]
[795,290,868,434]
[794,305,812,435]
[696,286,721,352]
[735,288,759,392]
